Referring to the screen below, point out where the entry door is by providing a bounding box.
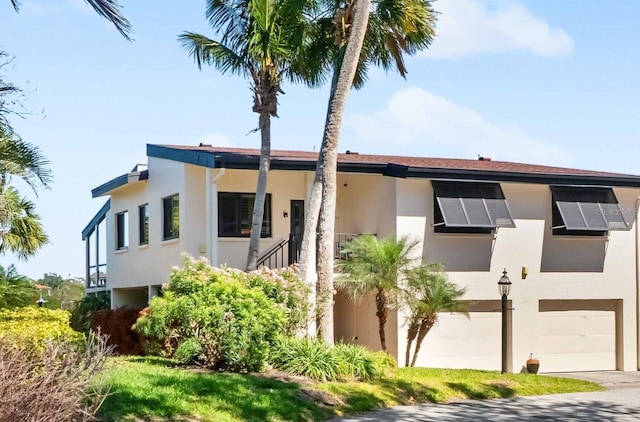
[289,200,304,264]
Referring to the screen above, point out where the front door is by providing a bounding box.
[289,200,304,264]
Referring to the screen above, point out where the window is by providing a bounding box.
[139,204,149,245]
[115,211,128,250]
[218,192,272,237]
[432,180,515,234]
[162,194,180,240]
[550,186,629,236]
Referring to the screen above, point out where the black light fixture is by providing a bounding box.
[498,268,511,374]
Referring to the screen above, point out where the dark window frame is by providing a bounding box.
[218,192,272,238]
[115,210,128,250]
[162,194,180,241]
[139,203,149,245]
[432,180,515,234]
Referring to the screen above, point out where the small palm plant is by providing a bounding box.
[335,235,418,351]
[403,263,468,367]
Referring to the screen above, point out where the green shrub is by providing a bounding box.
[270,337,398,381]
[270,336,338,381]
[335,343,377,380]
[0,307,83,352]
[136,255,286,372]
[70,290,110,333]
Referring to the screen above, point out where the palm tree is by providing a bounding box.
[0,132,52,194]
[335,235,418,351]
[9,0,132,40]
[179,0,315,271]
[299,0,436,342]
[0,264,36,308]
[0,186,48,259]
[403,264,467,367]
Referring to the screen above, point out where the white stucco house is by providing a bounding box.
[83,143,640,373]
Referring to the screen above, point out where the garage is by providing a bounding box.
[537,300,620,373]
[420,300,508,371]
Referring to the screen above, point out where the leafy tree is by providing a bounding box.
[403,263,467,367]
[335,235,418,351]
[179,0,315,271]
[36,272,65,289]
[0,264,36,308]
[9,0,132,40]
[299,0,437,342]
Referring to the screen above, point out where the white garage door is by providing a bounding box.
[420,310,502,371]
[537,310,616,373]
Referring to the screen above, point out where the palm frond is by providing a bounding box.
[336,235,419,302]
[179,32,250,77]
[84,0,132,40]
[0,186,48,260]
[0,132,52,193]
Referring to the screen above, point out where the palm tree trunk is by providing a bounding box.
[298,54,343,284]
[405,317,420,367]
[316,0,372,345]
[410,316,435,367]
[375,287,388,351]
[245,111,271,271]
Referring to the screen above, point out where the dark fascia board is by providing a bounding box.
[147,144,216,168]
[146,144,640,188]
[407,168,640,188]
[92,170,149,198]
[81,199,110,240]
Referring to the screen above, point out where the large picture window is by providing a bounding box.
[218,192,272,238]
[139,203,149,245]
[162,194,180,241]
[115,211,128,250]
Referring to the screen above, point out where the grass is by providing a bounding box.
[96,357,604,421]
[318,367,605,416]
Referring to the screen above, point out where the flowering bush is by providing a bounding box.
[0,307,83,352]
[135,255,294,371]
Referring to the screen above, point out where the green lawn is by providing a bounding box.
[96,357,603,422]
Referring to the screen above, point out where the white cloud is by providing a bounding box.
[427,0,573,58]
[348,87,572,166]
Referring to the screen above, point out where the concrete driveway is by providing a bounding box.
[330,372,640,421]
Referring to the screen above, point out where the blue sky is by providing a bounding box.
[0,0,639,279]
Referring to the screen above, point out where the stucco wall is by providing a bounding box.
[395,179,639,371]
[107,157,189,293]
[215,169,309,269]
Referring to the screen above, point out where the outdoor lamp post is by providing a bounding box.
[498,268,512,374]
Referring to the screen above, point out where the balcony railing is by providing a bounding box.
[256,232,373,269]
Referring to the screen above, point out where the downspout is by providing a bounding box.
[206,168,226,265]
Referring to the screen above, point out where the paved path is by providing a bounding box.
[330,372,640,421]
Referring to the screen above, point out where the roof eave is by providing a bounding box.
[91,169,149,198]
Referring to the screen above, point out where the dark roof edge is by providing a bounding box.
[92,170,149,198]
[148,144,216,168]
[81,199,110,240]
[145,144,640,188]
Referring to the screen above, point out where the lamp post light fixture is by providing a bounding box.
[498,268,512,374]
